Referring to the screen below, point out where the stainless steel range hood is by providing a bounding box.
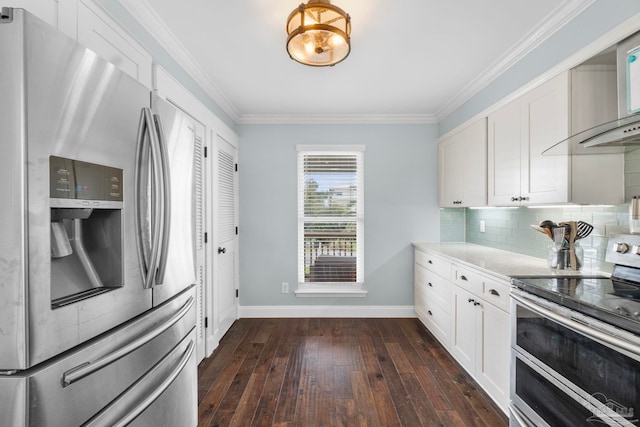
[545,31,640,155]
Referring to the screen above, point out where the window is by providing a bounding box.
[296,145,365,297]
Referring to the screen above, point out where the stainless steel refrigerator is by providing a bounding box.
[0,8,197,426]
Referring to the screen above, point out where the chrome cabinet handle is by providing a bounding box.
[489,289,500,296]
[62,296,194,387]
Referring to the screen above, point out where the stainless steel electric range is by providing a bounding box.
[510,234,640,427]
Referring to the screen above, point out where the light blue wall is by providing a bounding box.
[440,0,640,135]
[237,124,439,306]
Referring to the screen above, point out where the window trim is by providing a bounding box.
[295,144,366,297]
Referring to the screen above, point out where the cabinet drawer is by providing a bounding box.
[415,286,450,349]
[415,250,450,279]
[481,278,511,312]
[415,264,451,309]
[452,265,483,295]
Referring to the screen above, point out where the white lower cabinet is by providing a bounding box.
[414,251,452,348]
[414,249,510,414]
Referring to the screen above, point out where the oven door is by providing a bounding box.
[510,290,640,427]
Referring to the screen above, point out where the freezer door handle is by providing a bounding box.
[83,339,195,427]
[62,296,194,387]
[134,107,164,289]
[152,112,171,286]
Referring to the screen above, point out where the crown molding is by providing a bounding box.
[118,0,593,126]
[118,0,240,122]
[236,113,438,125]
[435,0,596,121]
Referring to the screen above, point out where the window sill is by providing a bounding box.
[295,284,367,298]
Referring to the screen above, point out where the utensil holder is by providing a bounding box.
[547,244,583,270]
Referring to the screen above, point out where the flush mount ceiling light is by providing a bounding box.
[286,0,351,67]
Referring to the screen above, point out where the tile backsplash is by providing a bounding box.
[440,205,631,273]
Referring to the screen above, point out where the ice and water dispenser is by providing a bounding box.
[49,156,123,308]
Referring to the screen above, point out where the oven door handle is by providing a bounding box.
[511,292,640,358]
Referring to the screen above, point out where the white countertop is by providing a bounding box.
[412,242,607,282]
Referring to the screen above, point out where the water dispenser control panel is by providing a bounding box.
[50,156,123,203]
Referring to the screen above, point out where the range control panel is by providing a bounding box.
[50,156,123,202]
[606,233,640,267]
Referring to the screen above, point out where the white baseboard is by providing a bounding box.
[238,305,416,318]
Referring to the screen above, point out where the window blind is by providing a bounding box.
[297,147,364,286]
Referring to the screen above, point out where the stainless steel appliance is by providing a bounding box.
[0,8,197,426]
[510,234,640,427]
[548,30,640,151]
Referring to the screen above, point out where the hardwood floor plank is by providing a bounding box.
[197,318,508,427]
[363,321,423,426]
[355,330,402,427]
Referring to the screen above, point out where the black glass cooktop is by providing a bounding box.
[511,270,640,335]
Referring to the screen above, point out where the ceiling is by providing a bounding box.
[121,0,595,124]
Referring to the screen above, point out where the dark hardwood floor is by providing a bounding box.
[197,318,508,427]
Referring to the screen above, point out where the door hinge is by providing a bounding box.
[236,289,239,298]
[204,232,208,243]
[235,226,238,235]
[235,163,238,172]
[204,146,208,158]
[204,317,208,328]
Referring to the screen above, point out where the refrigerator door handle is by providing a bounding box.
[152,113,171,286]
[134,107,164,289]
[82,339,195,427]
[62,296,194,387]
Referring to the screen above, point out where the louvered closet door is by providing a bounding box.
[216,135,238,339]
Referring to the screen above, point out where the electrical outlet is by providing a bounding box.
[281,282,289,293]
[480,220,486,233]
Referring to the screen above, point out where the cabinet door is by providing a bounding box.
[475,301,510,411]
[439,135,464,207]
[521,72,570,204]
[439,118,487,207]
[77,1,152,88]
[450,285,477,373]
[488,98,522,205]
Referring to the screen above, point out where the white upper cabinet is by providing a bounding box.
[439,118,487,207]
[570,65,624,205]
[5,1,152,88]
[487,69,623,206]
[77,1,152,88]
[488,72,570,206]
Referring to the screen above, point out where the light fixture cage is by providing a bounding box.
[286,0,351,67]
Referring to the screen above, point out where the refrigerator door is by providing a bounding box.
[0,9,152,370]
[0,286,197,427]
[150,96,197,306]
